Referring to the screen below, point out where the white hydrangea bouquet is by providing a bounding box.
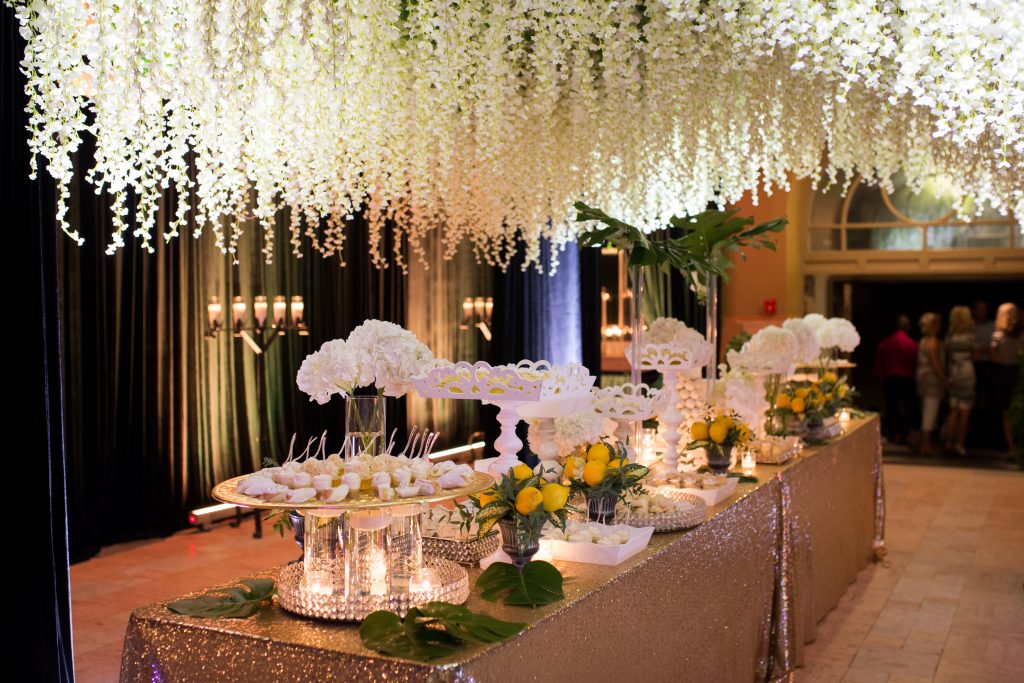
[802,314,860,373]
[296,320,436,403]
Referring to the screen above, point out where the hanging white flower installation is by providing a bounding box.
[12,1,1024,271]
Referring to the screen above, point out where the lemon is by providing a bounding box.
[514,486,543,515]
[511,463,534,482]
[690,422,710,441]
[540,483,570,512]
[583,461,607,486]
[822,372,838,384]
[838,385,848,398]
[563,456,584,480]
[714,415,733,430]
[587,443,612,464]
[709,422,729,444]
[790,397,806,414]
[776,394,791,409]
[795,388,810,399]
[476,489,499,508]
[608,457,626,470]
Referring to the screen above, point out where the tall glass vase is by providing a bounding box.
[628,264,646,450]
[763,373,783,436]
[345,395,385,457]
[704,273,719,402]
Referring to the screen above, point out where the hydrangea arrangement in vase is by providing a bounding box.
[296,320,436,453]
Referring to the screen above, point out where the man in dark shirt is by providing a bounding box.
[874,315,919,443]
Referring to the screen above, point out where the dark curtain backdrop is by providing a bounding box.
[5,4,75,680]
[60,159,408,560]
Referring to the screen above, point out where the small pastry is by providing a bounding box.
[312,474,334,493]
[272,470,295,487]
[418,480,439,496]
[286,487,317,504]
[437,471,468,489]
[396,485,420,498]
[393,467,413,488]
[291,472,313,488]
[411,459,431,479]
[322,485,350,503]
[430,461,456,477]
[371,471,391,489]
[236,475,273,496]
[341,473,361,491]
[377,485,395,501]
[238,477,278,497]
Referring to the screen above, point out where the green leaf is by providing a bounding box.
[167,578,276,618]
[475,501,512,538]
[476,561,564,607]
[414,602,527,643]
[359,603,525,661]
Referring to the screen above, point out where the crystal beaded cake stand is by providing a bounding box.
[212,472,491,621]
[412,360,595,476]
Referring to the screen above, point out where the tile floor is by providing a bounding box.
[797,464,1024,682]
[71,514,298,682]
[71,464,1024,682]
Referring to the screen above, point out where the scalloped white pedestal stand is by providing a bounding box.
[659,368,684,471]
[411,361,595,479]
[592,383,668,464]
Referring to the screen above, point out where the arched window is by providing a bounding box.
[807,174,1020,252]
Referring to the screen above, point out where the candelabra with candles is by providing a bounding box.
[206,294,309,537]
[460,296,493,341]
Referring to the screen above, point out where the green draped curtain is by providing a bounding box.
[59,155,409,560]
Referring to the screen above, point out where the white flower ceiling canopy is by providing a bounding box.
[14,0,1024,272]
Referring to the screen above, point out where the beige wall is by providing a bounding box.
[721,176,810,347]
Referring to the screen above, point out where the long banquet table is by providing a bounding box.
[120,417,884,682]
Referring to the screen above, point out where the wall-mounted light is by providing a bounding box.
[273,295,288,332]
[461,296,493,341]
[290,295,307,335]
[207,296,223,334]
[232,296,247,334]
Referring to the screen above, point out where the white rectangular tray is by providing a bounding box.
[479,524,655,568]
[656,475,738,506]
[544,525,654,566]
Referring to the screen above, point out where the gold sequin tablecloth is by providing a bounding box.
[120,417,883,683]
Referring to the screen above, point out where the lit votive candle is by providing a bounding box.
[741,451,756,475]
[839,409,851,429]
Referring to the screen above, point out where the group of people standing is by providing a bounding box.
[875,301,1023,457]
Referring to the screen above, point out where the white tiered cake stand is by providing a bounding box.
[412,360,595,477]
[627,338,713,475]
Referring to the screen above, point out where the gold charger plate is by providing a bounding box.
[212,470,493,511]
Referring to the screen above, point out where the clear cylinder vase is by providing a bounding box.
[345,509,393,597]
[345,395,386,457]
[302,509,345,595]
[387,504,424,593]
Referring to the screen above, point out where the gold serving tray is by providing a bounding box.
[212,470,493,511]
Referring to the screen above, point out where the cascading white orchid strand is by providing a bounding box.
[12,1,1024,272]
